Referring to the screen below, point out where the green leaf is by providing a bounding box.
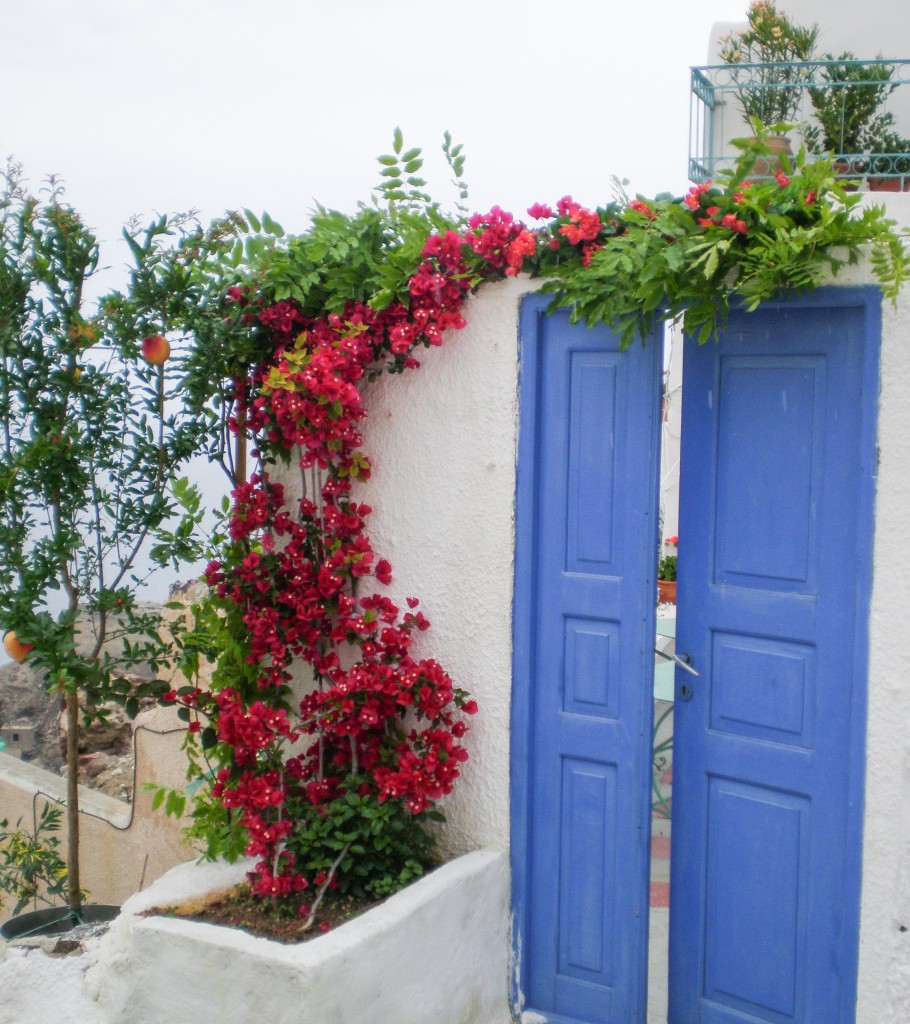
[261,212,284,237]
[243,209,261,232]
[392,127,403,154]
[165,790,186,818]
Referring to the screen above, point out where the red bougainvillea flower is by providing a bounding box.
[721,213,748,235]
[628,199,657,221]
[683,182,712,210]
[504,229,538,276]
[195,196,587,900]
[581,243,602,268]
[559,205,602,245]
[527,202,554,220]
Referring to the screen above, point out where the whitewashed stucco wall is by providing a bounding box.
[354,275,532,858]
[845,194,910,1024]
[284,202,910,1021]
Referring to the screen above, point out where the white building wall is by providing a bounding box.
[355,275,532,858]
[843,195,910,1024]
[660,322,684,546]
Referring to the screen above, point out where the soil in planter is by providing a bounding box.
[149,885,383,944]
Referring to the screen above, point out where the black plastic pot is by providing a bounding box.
[0,904,120,941]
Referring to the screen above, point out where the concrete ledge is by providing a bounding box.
[89,850,510,1024]
[0,752,131,828]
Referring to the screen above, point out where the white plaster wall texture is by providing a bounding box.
[839,193,910,1024]
[660,321,683,544]
[353,277,532,859]
[0,943,106,1024]
[90,851,510,1024]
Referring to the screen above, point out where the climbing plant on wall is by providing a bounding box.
[161,127,908,921]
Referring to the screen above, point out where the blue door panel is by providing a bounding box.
[703,780,809,1020]
[669,291,878,1024]
[513,297,662,1024]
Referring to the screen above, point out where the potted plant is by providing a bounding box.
[866,128,910,191]
[718,0,819,160]
[804,54,897,185]
[0,161,237,936]
[0,807,72,921]
[658,536,678,605]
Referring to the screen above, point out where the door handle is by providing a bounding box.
[654,648,700,677]
[675,652,698,702]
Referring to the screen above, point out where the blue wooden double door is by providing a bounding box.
[512,291,878,1024]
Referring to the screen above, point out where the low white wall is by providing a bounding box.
[89,851,510,1024]
[0,706,193,924]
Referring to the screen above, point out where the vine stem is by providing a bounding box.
[300,841,351,932]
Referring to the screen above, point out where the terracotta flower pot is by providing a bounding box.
[833,159,862,191]
[868,176,910,192]
[750,135,793,180]
[657,579,677,605]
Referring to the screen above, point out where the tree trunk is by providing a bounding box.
[65,688,82,915]
[235,409,247,487]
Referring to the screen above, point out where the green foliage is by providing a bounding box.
[0,159,259,911]
[291,791,434,900]
[540,133,910,348]
[258,135,469,325]
[0,805,82,915]
[867,128,910,177]
[718,1,819,126]
[805,54,896,155]
[658,555,678,582]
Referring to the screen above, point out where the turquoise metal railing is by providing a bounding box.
[689,58,910,187]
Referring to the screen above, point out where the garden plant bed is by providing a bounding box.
[89,850,509,1024]
[149,885,383,944]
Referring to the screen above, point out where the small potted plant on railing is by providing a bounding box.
[804,53,897,186]
[866,128,910,191]
[718,0,819,165]
[658,536,678,605]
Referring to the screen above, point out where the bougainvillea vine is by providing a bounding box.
[162,131,907,915]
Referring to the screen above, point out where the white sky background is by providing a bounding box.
[2,0,752,249]
[0,0,751,622]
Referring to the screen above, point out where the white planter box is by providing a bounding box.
[88,851,510,1024]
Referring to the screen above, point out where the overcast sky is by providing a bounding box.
[0,0,751,622]
[2,0,751,260]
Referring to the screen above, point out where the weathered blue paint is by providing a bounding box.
[512,296,662,1024]
[669,288,879,1024]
